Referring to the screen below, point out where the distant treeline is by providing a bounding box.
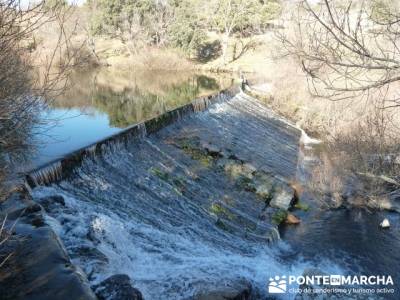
[85,0,281,60]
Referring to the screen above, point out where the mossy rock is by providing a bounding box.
[272,209,288,225]
[294,201,310,211]
[224,162,255,179]
[174,137,215,167]
[215,219,231,232]
[150,168,188,195]
[210,203,235,220]
[235,176,256,192]
[150,167,169,181]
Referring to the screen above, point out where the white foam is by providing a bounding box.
[32,186,344,300]
[300,129,321,146]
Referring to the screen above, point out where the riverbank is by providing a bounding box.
[246,84,400,216]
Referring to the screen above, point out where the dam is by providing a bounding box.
[27,90,303,299]
[3,87,400,300]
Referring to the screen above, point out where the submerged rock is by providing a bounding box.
[93,274,143,300]
[380,218,390,228]
[69,245,109,264]
[37,195,66,211]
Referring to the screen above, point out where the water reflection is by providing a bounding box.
[54,68,232,128]
[29,68,233,169]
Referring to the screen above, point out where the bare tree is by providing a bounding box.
[210,0,256,65]
[0,0,79,199]
[277,0,400,107]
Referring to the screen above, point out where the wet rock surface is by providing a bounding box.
[93,274,143,300]
[37,195,65,211]
[0,191,96,300]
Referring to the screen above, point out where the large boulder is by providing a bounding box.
[93,274,143,300]
[0,191,96,300]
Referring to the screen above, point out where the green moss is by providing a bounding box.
[196,154,213,167]
[172,176,187,195]
[150,168,189,196]
[176,137,214,167]
[210,203,227,215]
[235,176,256,192]
[172,176,185,188]
[150,167,169,181]
[294,202,310,211]
[210,203,235,220]
[272,209,288,225]
[215,219,230,232]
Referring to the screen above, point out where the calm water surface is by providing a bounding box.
[28,68,233,169]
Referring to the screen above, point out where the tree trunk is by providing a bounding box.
[221,32,230,65]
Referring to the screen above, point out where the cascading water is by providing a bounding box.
[29,161,63,186]
[31,92,345,299]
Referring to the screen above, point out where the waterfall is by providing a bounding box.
[30,91,345,299]
[26,90,234,188]
[28,161,62,187]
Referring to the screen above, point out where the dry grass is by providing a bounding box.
[0,215,18,269]
[109,47,193,71]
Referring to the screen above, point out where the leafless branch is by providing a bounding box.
[276,0,400,106]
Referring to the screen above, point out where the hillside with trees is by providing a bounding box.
[49,0,282,70]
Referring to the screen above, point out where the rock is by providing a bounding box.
[285,213,301,224]
[380,218,390,228]
[255,183,272,196]
[194,280,252,300]
[251,222,280,243]
[0,192,96,300]
[201,142,222,157]
[93,274,143,300]
[69,245,109,264]
[270,184,294,210]
[38,195,65,211]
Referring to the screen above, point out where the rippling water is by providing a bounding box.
[280,137,400,300]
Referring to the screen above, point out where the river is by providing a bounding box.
[26,68,234,170]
